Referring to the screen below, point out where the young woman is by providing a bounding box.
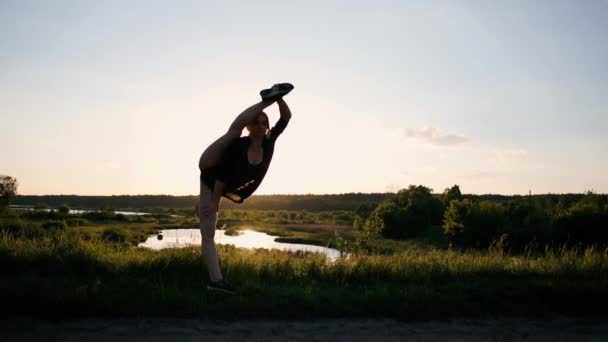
[198,84,293,293]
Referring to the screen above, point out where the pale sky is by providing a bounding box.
[1,0,607,196]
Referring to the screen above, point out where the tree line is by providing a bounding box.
[12,193,394,211]
[354,185,608,251]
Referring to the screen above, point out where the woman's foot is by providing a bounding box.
[207,279,236,294]
[260,83,294,102]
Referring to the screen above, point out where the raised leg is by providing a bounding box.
[199,100,276,171]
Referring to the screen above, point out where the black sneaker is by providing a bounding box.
[260,83,294,102]
[207,279,236,294]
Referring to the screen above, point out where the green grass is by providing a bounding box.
[1,228,607,319]
[2,209,607,319]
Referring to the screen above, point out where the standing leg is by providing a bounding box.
[199,182,223,281]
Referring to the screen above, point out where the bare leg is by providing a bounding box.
[200,183,223,281]
[198,134,238,171]
[199,100,276,171]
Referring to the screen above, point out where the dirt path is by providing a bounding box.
[2,318,608,341]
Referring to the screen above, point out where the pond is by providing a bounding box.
[138,228,342,261]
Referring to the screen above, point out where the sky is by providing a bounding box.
[1,0,607,196]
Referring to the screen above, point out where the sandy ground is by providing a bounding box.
[2,318,608,341]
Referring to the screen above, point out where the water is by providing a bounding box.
[9,205,180,217]
[138,228,342,261]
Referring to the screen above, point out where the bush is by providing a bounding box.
[443,199,471,240]
[66,218,90,227]
[22,210,62,221]
[101,227,128,243]
[42,220,67,231]
[366,185,438,239]
[0,220,46,238]
[444,200,507,248]
[82,211,118,222]
[366,199,432,239]
[58,205,70,216]
[394,185,443,226]
[353,216,365,231]
[553,201,608,247]
[502,201,552,249]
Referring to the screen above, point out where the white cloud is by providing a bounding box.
[404,127,468,146]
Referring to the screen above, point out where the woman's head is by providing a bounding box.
[245,112,269,137]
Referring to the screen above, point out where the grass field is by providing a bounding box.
[1,210,607,319]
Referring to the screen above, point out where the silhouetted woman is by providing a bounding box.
[198,83,293,293]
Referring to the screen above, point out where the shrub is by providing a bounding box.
[66,218,90,227]
[0,220,46,238]
[83,211,118,221]
[58,205,70,216]
[552,200,608,247]
[502,201,552,249]
[365,186,439,239]
[101,227,128,243]
[444,200,507,248]
[366,201,400,236]
[42,220,67,231]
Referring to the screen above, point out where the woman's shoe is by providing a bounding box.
[260,83,294,102]
[207,279,236,294]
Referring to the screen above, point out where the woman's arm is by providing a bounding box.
[277,98,292,122]
[226,100,276,138]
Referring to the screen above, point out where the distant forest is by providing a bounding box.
[12,192,596,212]
[13,193,393,211]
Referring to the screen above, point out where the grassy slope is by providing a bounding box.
[2,228,607,319]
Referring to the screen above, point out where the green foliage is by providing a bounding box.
[444,200,507,248]
[445,193,608,250]
[58,204,71,216]
[443,185,463,202]
[552,193,608,247]
[101,227,128,243]
[42,220,67,231]
[0,219,46,238]
[353,216,365,231]
[366,201,400,236]
[13,193,394,211]
[82,211,126,222]
[66,218,90,227]
[1,230,608,319]
[443,199,472,239]
[217,209,352,226]
[0,175,18,212]
[503,200,552,249]
[353,203,377,230]
[366,185,439,239]
[22,209,63,221]
[34,203,48,210]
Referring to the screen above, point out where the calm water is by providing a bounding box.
[9,205,178,216]
[138,229,342,261]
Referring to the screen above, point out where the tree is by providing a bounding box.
[0,175,18,212]
[444,199,507,248]
[58,204,71,216]
[443,185,463,204]
[365,185,438,239]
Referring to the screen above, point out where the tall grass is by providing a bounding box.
[1,231,607,319]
